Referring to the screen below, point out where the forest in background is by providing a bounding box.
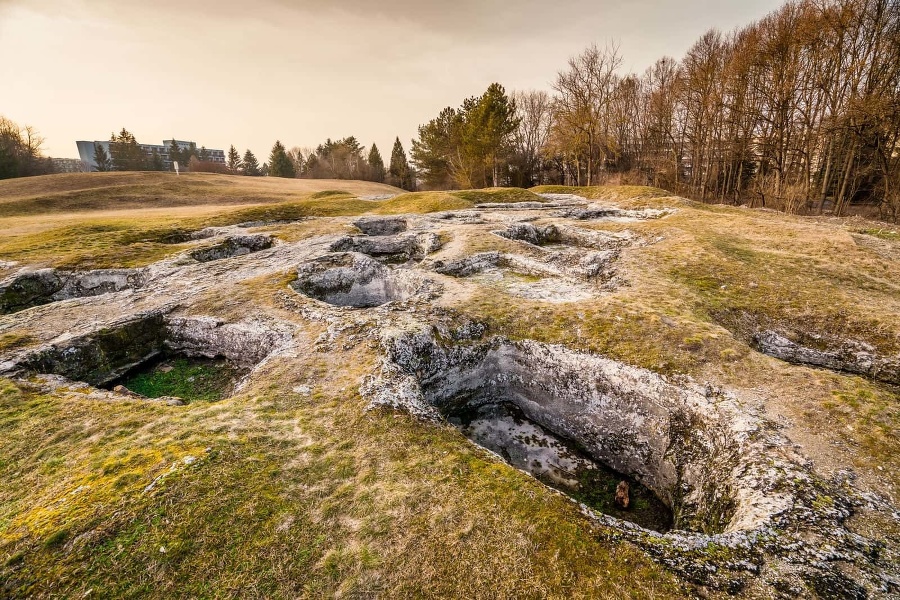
[413,0,900,220]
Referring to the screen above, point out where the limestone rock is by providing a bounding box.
[353,216,408,236]
[0,268,148,314]
[754,330,900,385]
[189,235,274,263]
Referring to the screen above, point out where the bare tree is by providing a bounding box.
[552,43,623,185]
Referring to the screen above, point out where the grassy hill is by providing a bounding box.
[0,177,546,271]
[0,172,405,218]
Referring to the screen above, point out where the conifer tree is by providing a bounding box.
[268,140,295,178]
[199,146,209,161]
[92,143,111,172]
[368,143,385,182]
[150,148,165,171]
[242,149,260,176]
[389,137,414,191]
[226,145,242,174]
[167,140,182,170]
[109,128,146,171]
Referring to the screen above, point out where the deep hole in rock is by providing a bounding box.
[190,235,273,263]
[8,313,289,401]
[105,352,247,403]
[371,334,788,534]
[292,252,434,308]
[446,400,673,532]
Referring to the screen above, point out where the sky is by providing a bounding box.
[0,0,786,160]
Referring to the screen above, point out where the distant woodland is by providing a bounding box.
[412,0,900,220]
[2,0,897,220]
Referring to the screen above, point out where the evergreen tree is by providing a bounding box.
[389,137,414,191]
[242,149,260,176]
[226,145,242,174]
[92,143,111,172]
[367,143,385,182]
[150,148,165,171]
[182,142,199,167]
[199,146,209,161]
[268,140,295,178]
[167,140,182,170]
[109,128,146,171]
[411,83,518,188]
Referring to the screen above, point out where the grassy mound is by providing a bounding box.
[530,185,671,202]
[451,188,545,204]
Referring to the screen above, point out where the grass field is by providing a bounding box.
[1,174,898,597]
[0,175,545,270]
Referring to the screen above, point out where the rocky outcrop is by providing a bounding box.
[189,235,274,263]
[329,232,442,262]
[495,223,564,246]
[755,330,900,385]
[0,268,148,314]
[292,252,438,308]
[555,205,672,221]
[431,252,507,277]
[11,310,168,385]
[352,216,408,236]
[165,316,294,367]
[3,312,293,387]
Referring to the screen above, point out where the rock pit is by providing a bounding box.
[432,251,604,301]
[363,325,897,592]
[367,329,793,535]
[189,234,274,263]
[292,252,438,308]
[0,268,148,314]
[3,311,292,393]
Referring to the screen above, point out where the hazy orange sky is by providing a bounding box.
[2,0,785,160]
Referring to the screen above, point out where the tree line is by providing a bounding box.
[410,0,900,220]
[93,129,417,190]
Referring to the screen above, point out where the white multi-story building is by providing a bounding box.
[76,139,225,171]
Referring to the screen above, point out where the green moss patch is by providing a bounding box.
[115,356,244,403]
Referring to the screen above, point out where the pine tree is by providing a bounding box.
[150,148,165,171]
[92,143,111,172]
[226,145,242,174]
[268,140,295,178]
[389,137,414,190]
[167,140,182,170]
[242,149,260,176]
[182,142,199,167]
[367,143,385,183]
[109,128,146,171]
[199,146,209,161]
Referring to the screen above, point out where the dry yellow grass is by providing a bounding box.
[0,172,403,217]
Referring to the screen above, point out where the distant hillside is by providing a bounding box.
[0,172,404,217]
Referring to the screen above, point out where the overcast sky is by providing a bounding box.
[1,0,785,160]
